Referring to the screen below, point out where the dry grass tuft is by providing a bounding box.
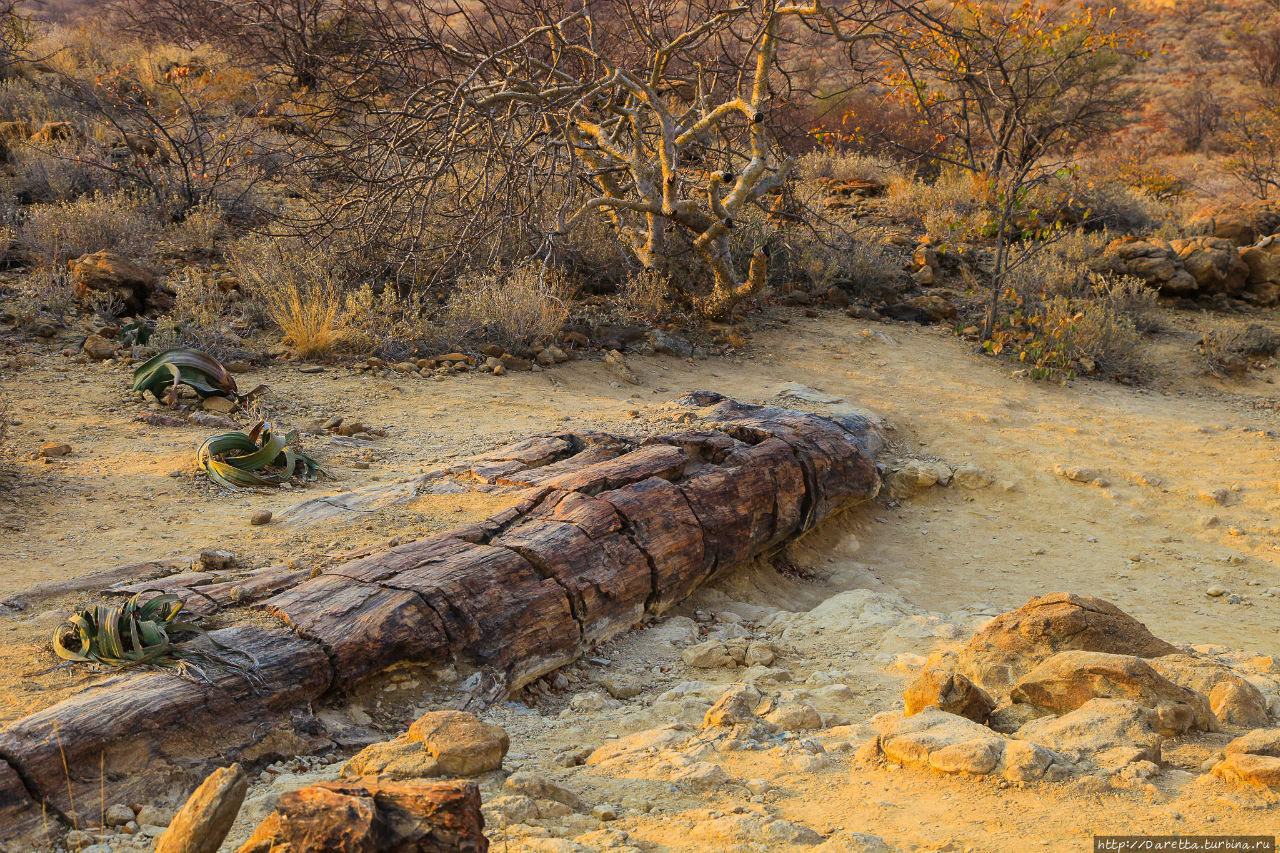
[229,236,354,359]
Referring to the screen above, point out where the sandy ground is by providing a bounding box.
[2,309,1280,850]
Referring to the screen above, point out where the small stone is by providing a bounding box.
[744,641,775,667]
[38,442,72,458]
[249,510,272,526]
[591,803,619,821]
[134,805,170,827]
[198,549,236,571]
[82,333,118,361]
[952,465,994,490]
[505,772,583,810]
[201,395,236,414]
[570,691,608,712]
[105,803,136,826]
[1207,585,1227,597]
[682,639,735,668]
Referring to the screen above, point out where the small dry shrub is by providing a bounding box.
[1095,274,1161,333]
[1048,297,1148,380]
[441,264,570,349]
[988,294,1148,382]
[620,267,671,320]
[799,150,906,185]
[1197,320,1280,377]
[229,236,354,359]
[780,225,903,299]
[884,170,989,242]
[8,142,122,204]
[10,265,75,325]
[165,202,226,255]
[18,191,154,264]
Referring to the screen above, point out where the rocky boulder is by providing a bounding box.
[70,250,173,315]
[1239,235,1280,306]
[1186,205,1280,246]
[81,333,118,361]
[703,684,766,729]
[1092,238,1197,296]
[1212,729,1280,788]
[957,593,1178,694]
[867,707,1069,783]
[903,668,994,723]
[1169,236,1250,295]
[236,778,487,853]
[1013,698,1162,768]
[342,710,509,780]
[1149,654,1270,729]
[155,764,248,853]
[1010,650,1215,735]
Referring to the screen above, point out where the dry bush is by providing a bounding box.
[1095,274,1161,333]
[1197,320,1280,377]
[799,151,907,185]
[883,171,990,242]
[228,235,355,358]
[441,265,570,351]
[7,141,125,204]
[779,224,903,300]
[620,268,672,321]
[164,201,226,255]
[9,265,75,325]
[1046,297,1149,380]
[1160,79,1226,152]
[17,190,153,263]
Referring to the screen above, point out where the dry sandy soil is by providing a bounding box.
[2,309,1279,851]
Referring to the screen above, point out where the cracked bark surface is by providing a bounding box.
[0,394,881,846]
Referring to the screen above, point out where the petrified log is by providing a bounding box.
[0,627,331,827]
[0,395,880,848]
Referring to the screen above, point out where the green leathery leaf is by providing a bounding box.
[196,421,326,489]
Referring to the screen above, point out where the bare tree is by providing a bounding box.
[297,0,886,317]
[47,63,294,217]
[1240,24,1280,91]
[877,0,1139,337]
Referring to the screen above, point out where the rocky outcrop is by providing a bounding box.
[1213,729,1280,788]
[70,250,174,315]
[865,707,1071,783]
[1185,205,1280,247]
[0,395,882,848]
[957,592,1178,694]
[1149,654,1270,729]
[1093,231,1280,306]
[1013,698,1163,768]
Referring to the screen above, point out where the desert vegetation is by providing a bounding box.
[0,0,1275,381]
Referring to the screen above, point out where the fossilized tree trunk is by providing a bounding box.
[0,394,881,846]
